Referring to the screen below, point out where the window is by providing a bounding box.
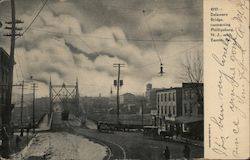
[161,94,163,102]
[198,104,203,114]
[184,90,187,100]
[157,94,160,103]
[0,91,2,103]
[169,106,171,115]
[3,91,6,104]
[169,93,171,101]
[2,70,4,81]
[186,91,189,100]
[190,104,193,114]
[159,105,161,115]
[189,90,192,99]
[165,106,167,114]
[173,93,175,101]
[173,106,175,115]
[161,106,163,115]
[157,105,159,115]
[191,90,195,98]
[164,93,167,102]
[184,104,187,115]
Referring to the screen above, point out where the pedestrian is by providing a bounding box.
[27,127,29,134]
[163,145,170,160]
[183,144,191,159]
[20,127,24,136]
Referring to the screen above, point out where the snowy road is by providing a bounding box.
[65,121,125,160]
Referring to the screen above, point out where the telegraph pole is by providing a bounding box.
[113,63,125,124]
[32,82,38,134]
[33,83,35,134]
[20,80,24,136]
[141,98,144,127]
[49,77,52,117]
[2,0,23,157]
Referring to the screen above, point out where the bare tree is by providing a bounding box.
[178,51,203,83]
[177,51,204,113]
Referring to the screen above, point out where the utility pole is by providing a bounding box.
[20,80,24,136]
[32,83,35,134]
[49,77,52,117]
[2,0,23,157]
[113,63,125,124]
[141,98,144,128]
[31,82,38,134]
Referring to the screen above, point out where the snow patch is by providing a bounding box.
[11,132,107,160]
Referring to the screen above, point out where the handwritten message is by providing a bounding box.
[205,0,249,159]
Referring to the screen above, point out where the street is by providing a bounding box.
[9,112,203,160]
[65,117,204,160]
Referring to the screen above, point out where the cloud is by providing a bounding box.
[7,0,203,97]
[0,0,9,4]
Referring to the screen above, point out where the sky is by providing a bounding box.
[0,0,203,97]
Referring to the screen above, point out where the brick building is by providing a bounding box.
[120,93,136,105]
[0,48,10,126]
[156,87,182,133]
[155,83,204,140]
[145,83,159,109]
[178,83,203,139]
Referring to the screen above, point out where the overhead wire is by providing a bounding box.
[13,0,49,82]
[18,0,49,39]
[14,65,20,82]
[131,44,202,72]
[142,10,162,64]
[15,53,24,80]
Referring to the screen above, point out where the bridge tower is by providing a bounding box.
[49,78,80,119]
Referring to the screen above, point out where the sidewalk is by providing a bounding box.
[36,113,53,132]
[173,136,203,147]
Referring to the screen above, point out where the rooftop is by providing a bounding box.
[182,83,203,88]
[156,87,182,92]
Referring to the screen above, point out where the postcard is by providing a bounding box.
[0,0,249,159]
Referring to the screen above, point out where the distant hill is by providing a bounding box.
[11,97,50,127]
[12,93,33,107]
